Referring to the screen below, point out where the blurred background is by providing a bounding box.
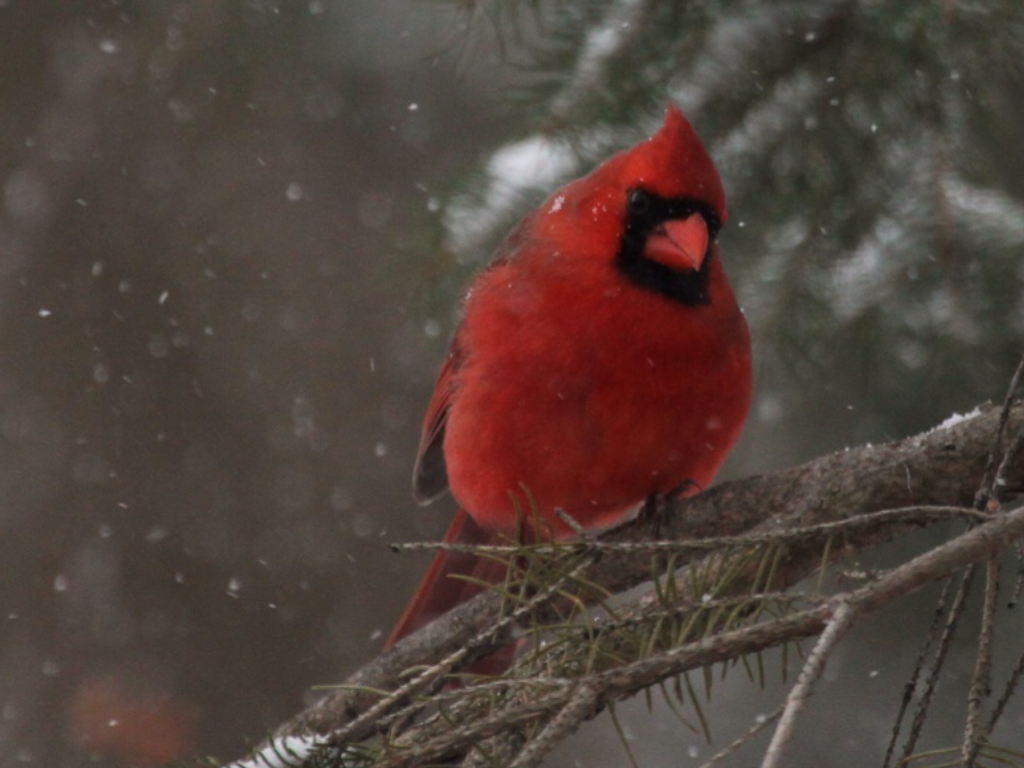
[0,1,1022,766]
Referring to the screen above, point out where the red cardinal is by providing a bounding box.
[386,106,751,653]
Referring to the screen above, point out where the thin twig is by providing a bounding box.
[374,677,566,736]
[985,644,1024,736]
[881,577,954,768]
[506,682,601,768]
[761,602,856,768]
[899,564,977,765]
[392,506,989,558]
[696,706,784,768]
[962,557,1000,767]
[379,687,573,768]
[1010,543,1024,609]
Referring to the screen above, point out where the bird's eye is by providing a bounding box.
[627,189,651,216]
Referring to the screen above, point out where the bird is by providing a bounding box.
[386,106,752,658]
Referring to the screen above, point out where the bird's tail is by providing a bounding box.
[385,509,512,665]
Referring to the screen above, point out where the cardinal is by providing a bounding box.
[386,106,751,657]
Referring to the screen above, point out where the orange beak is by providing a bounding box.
[643,213,709,272]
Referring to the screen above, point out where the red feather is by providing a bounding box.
[387,106,752,665]
[412,334,465,505]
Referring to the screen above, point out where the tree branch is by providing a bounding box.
[275,402,1022,745]
[306,501,1024,768]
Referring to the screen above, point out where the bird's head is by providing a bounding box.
[537,106,727,305]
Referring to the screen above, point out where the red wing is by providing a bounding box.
[412,220,529,505]
[412,331,465,505]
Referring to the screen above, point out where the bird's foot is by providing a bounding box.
[640,480,703,537]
